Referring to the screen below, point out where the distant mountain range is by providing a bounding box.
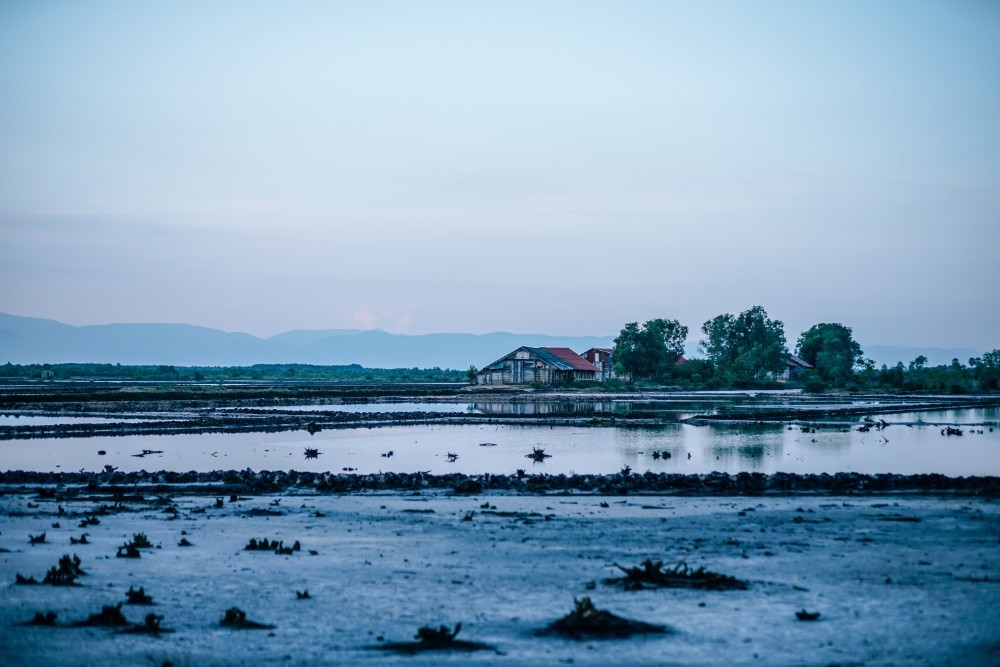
[0,313,984,370]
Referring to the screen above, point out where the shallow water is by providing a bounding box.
[2,408,997,476]
[0,414,149,426]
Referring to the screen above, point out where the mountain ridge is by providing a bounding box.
[0,313,986,370]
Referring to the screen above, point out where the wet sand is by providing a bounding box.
[1,487,998,666]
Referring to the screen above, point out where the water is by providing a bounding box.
[0,414,150,426]
[3,408,997,476]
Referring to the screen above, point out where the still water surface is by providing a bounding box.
[3,408,997,476]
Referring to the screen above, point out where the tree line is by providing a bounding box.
[612,306,1000,393]
[0,363,466,383]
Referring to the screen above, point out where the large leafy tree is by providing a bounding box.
[795,323,864,386]
[700,306,787,384]
[612,318,688,381]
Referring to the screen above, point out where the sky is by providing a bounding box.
[1,0,998,349]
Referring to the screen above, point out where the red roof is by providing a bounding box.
[541,347,600,372]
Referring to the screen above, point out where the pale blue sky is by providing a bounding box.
[1,1,998,348]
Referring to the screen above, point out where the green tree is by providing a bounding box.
[973,349,1000,391]
[466,365,479,384]
[700,306,788,385]
[612,318,688,381]
[795,323,864,387]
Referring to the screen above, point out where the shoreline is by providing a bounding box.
[3,470,998,497]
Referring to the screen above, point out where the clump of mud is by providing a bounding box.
[539,597,667,639]
[604,560,748,591]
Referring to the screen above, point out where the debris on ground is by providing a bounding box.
[304,447,320,459]
[538,597,667,639]
[72,603,129,627]
[70,533,89,545]
[29,532,46,545]
[295,590,310,599]
[16,574,39,585]
[219,607,275,630]
[605,560,748,591]
[178,537,193,547]
[125,585,153,605]
[796,609,821,621]
[375,623,498,654]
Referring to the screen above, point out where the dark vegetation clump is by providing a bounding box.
[125,585,153,605]
[72,603,129,627]
[16,574,39,585]
[796,609,821,621]
[244,537,301,554]
[129,532,152,548]
[132,449,164,458]
[70,533,89,545]
[604,560,748,591]
[219,607,274,630]
[43,554,85,585]
[79,515,100,528]
[178,538,193,547]
[376,623,497,655]
[29,532,46,545]
[23,611,58,626]
[295,590,310,599]
[539,597,666,639]
[117,544,141,558]
[942,426,963,436]
[119,613,174,634]
[304,447,320,459]
[306,422,321,435]
[527,447,551,462]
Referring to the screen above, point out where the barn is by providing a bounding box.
[476,347,600,385]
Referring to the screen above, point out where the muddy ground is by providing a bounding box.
[1,487,998,666]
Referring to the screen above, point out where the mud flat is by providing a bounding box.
[1,484,999,666]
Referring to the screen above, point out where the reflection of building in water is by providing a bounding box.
[475,347,600,385]
[473,401,616,415]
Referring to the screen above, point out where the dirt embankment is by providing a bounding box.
[1,470,997,497]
